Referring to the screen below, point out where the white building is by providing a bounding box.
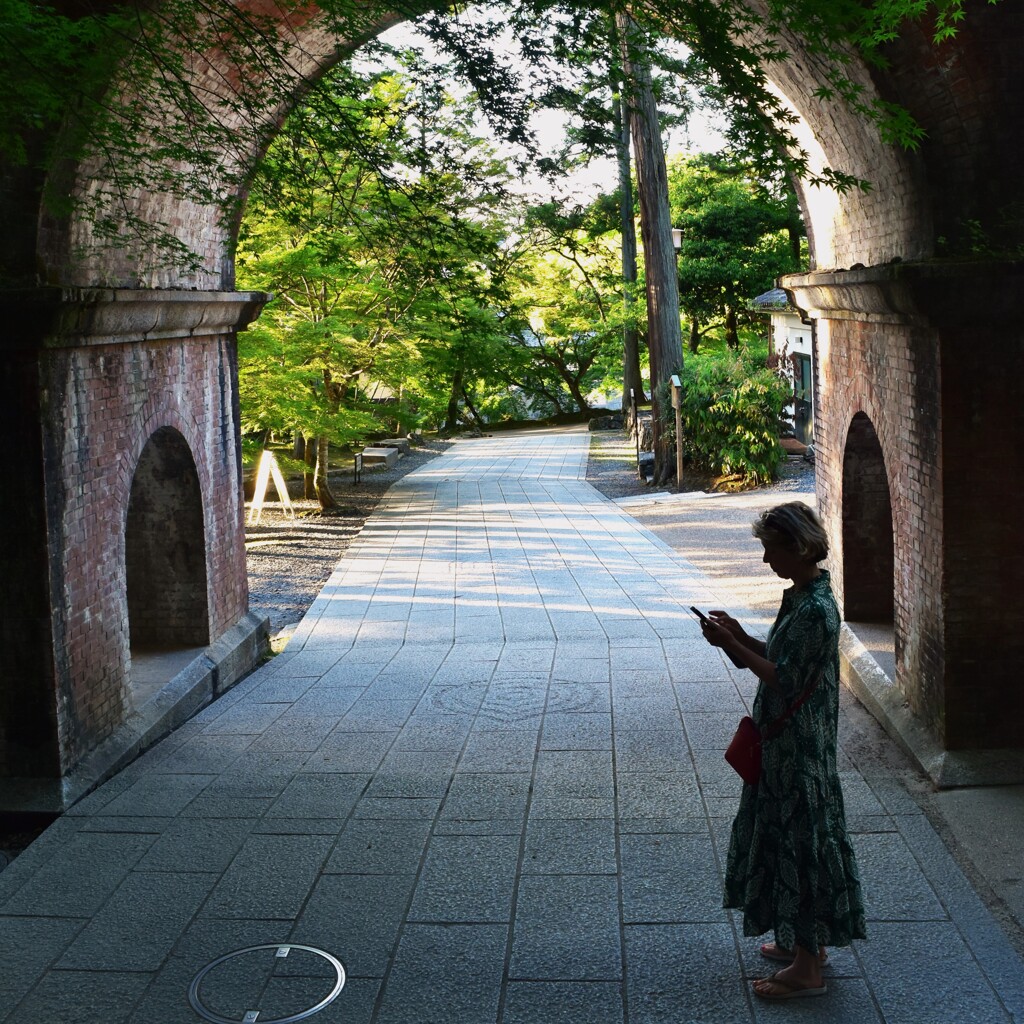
[752,288,815,446]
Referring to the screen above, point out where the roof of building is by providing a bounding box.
[750,287,791,311]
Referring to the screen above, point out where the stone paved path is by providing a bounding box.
[2,427,1022,1023]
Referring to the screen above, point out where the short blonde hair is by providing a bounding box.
[752,501,828,563]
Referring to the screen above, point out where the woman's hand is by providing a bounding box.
[700,615,736,650]
[707,611,747,644]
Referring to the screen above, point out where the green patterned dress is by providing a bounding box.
[723,570,867,952]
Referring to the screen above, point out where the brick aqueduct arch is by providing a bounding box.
[3,2,1023,806]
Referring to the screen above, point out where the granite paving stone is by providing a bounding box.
[352,794,444,819]
[135,817,256,872]
[503,980,625,1024]
[202,834,335,919]
[408,833,519,922]
[4,970,153,1024]
[857,922,1012,1024]
[523,817,617,874]
[511,874,621,980]
[292,874,417,977]
[56,870,217,970]
[3,832,156,916]
[97,772,219,816]
[460,731,539,773]
[616,770,705,819]
[324,818,433,874]
[620,832,726,923]
[625,923,750,1024]
[614,729,691,772]
[541,711,613,750]
[375,923,507,1024]
[265,772,368,818]
[441,773,532,820]
[854,833,947,921]
[0,917,86,1009]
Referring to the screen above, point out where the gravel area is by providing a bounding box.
[246,439,453,643]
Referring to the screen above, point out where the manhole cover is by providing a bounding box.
[188,944,345,1024]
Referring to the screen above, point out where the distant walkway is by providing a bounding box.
[2,426,1021,1023]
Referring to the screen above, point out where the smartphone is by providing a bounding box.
[690,605,709,623]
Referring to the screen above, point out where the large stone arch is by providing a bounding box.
[4,2,1024,801]
[33,2,938,290]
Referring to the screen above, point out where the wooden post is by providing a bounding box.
[670,374,683,490]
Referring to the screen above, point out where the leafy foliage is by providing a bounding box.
[236,64,516,443]
[664,350,792,483]
[668,152,802,349]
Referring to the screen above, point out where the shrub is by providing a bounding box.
[661,351,790,484]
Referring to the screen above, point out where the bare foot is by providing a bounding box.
[760,941,828,965]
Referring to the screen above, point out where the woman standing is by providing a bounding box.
[699,501,866,1000]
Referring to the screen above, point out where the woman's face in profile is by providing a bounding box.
[761,538,801,581]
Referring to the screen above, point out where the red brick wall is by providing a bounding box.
[38,333,248,771]
[811,313,946,740]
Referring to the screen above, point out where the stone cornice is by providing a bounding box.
[782,260,1024,327]
[8,288,271,348]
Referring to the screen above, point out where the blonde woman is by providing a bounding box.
[699,501,866,1000]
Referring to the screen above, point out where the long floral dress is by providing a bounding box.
[723,570,867,952]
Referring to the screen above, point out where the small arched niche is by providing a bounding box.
[841,412,895,675]
[126,426,210,701]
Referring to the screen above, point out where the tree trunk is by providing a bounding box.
[688,317,701,354]
[461,387,485,429]
[292,432,305,460]
[314,436,337,510]
[618,12,683,486]
[725,306,740,349]
[303,436,316,499]
[444,368,464,433]
[614,82,646,408]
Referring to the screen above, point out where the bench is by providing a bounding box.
[375,437,412,454]
[360,446,400,468]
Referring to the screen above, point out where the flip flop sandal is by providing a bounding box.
[759,942,829,967]
[753,972,828,1001]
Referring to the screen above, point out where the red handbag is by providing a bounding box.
[725,716,763,785]
[724,674,822,786]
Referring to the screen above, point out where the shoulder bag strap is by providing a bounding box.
[761,670,824,741]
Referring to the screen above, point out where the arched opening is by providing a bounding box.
[126,426,210,703]
[842,411,895,677]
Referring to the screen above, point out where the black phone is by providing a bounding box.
[690,605,709,623]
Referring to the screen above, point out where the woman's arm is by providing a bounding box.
[700,617,782,691]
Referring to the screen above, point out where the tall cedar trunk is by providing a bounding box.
[314,436,337,510]
[614,84,646,409]
[689,318,701,354]
[445,368,464,433]
[303,436,316,499]
[292,432,305,460]
[725,306,740,349]
[617,12,683,486]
